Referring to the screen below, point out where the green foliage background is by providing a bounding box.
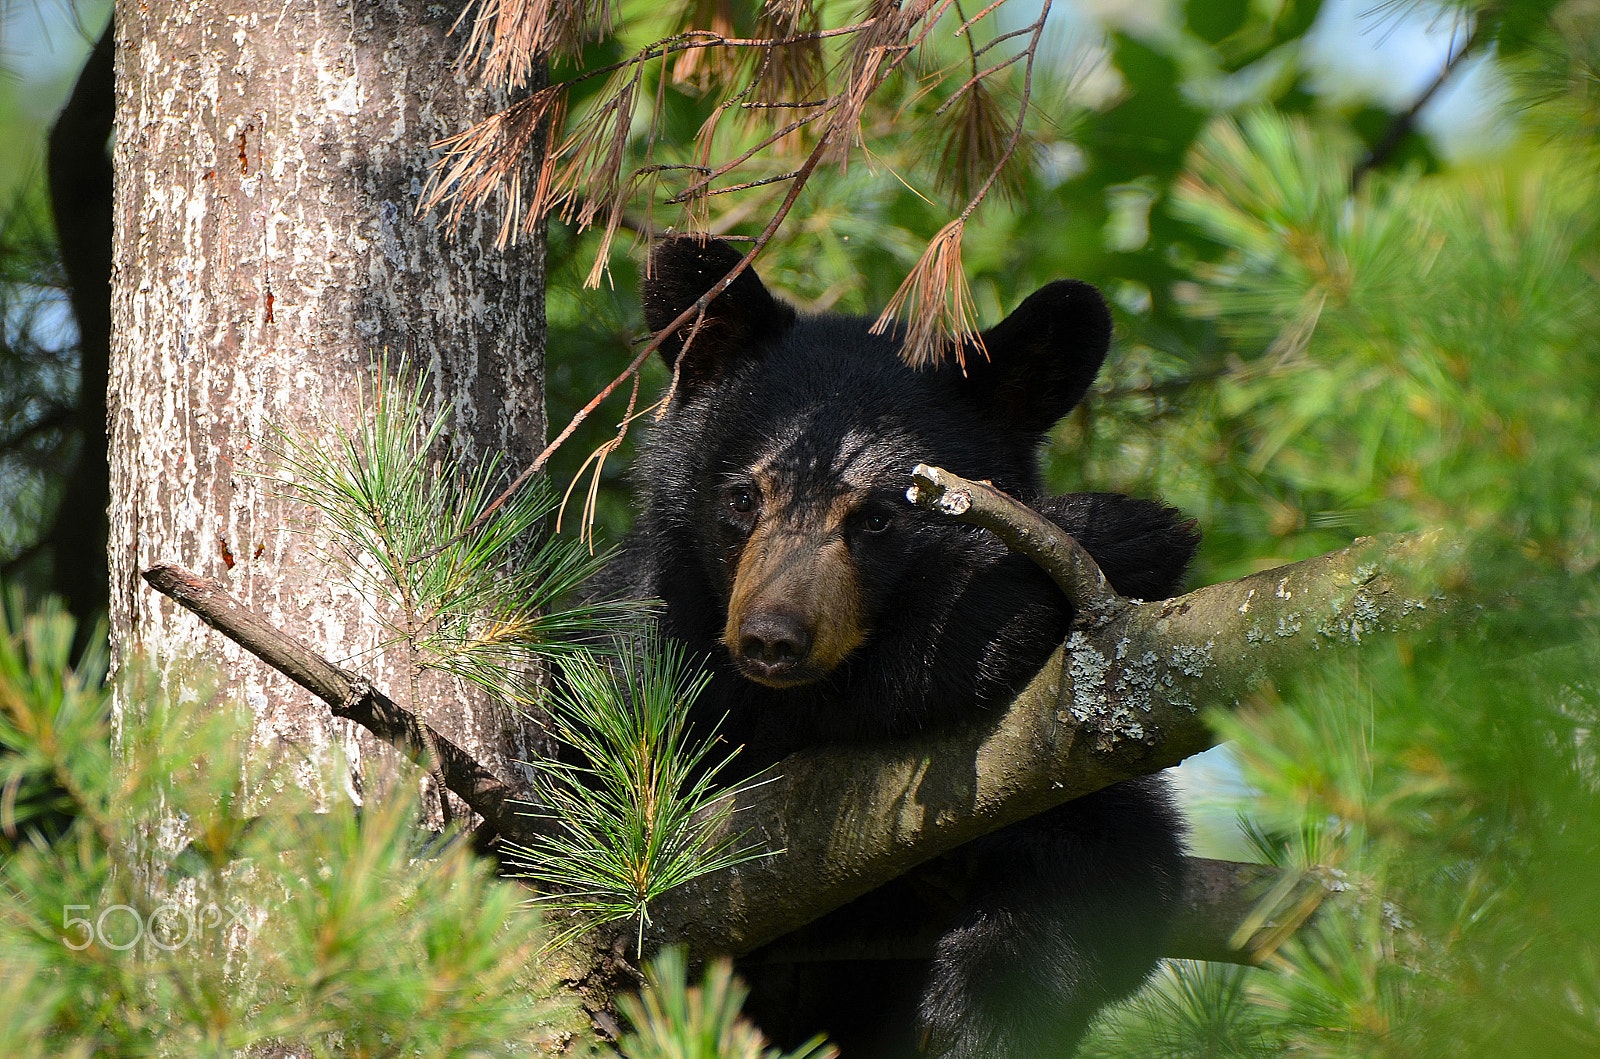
[0,595,568,1057]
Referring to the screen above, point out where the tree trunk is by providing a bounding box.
[108,0,546,815]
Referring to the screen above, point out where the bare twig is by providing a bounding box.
[141,563,534,845]
[906,464,1124,628]
[932,49,1027,117]
[1351,19,1482,187]
[954,0,1008,35]
[972,23,1036,58]
[666,104,834,204]
[703,169,802,197]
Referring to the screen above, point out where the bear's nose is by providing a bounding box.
[737,611,812,670]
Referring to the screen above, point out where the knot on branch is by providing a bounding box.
[338,676,375,715]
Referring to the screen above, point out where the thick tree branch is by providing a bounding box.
[746,856,1332,968]
[141,563,536,845]
[636,526,1448,961]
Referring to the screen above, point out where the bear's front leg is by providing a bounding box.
[916,775,1187,1059]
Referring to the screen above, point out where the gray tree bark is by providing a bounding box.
[108,0,545,816]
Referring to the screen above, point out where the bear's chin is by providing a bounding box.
[732,657,832,690]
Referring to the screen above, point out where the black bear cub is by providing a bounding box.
[599,237,1201,1058]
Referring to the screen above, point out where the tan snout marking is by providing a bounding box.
[724,492,868,682]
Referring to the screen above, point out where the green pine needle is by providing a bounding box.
[510,632,774,951]
[257,359,639,706]
[618,947,837,1059]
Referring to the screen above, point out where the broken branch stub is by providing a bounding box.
[906,463,1124,628]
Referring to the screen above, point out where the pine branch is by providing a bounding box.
[421,18,947,560]
[871,0,1051,365]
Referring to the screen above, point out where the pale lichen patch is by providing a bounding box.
[1113,649,1163,709]
[1065,632,1110,724]
[1063,633,1152,745]
[1170,639,1215,678]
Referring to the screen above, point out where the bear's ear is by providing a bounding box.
[641,237,796,396]
[956,279,1112,434]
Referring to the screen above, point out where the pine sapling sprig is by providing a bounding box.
[512,633,772,952]
[257,362,634,708]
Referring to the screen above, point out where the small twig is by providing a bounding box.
[954,0,1008,36]
[972,23,1036,58]
[703,169,801,197]
[932,50,1027,118]
[952,0,1049,225]
[741,99,828,109]
[871,0,1049,362]
[905,464,1125,628]
[634,163,713,174]
[1352,19,1481,188]
[666,104,834,203]
[141,562,536,844]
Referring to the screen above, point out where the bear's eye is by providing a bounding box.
[861,509,892,534]
[728,486,756,514]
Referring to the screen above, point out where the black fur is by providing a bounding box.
[599,238,1200,1057]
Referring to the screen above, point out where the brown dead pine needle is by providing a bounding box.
[454,0,612,89]
[872,218,981,369]
[416,0,979,558]
[873,0,1051,368]
[421,86,567,249]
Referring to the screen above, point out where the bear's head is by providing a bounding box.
[638,237,1113,692]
